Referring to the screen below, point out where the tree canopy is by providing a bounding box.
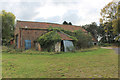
[63,21,68,25]
[100,1,120,42]
[63,21,72,25]
[1,10,15,44]
[82,22,100,41]
[112,2,120,35]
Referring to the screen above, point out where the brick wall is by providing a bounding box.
[21,29,48,49]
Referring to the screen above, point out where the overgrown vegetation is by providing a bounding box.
[100,1,120,45]
[37,30,61,51]
[37,26,93,51]
[98,43,113,47]
[1,10,15,45]
[82,22,101,41]
[49,27,93,49]
[72,30,93,49]
[2,46,62,55]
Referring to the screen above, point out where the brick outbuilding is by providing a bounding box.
[14,20,87,51]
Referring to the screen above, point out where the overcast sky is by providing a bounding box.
[0,0,113,26]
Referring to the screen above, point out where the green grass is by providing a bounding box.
[2,48,118,78]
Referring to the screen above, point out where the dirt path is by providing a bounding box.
[101,47,113,49]
[101,47,120,54]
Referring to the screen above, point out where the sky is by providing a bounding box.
[0,0,113,26]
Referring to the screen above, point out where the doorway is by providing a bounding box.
[25,40,31,50]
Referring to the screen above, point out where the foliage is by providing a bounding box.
[114,35,120,41]
[100,2,117,24]
[112,2,120,41]
[48,26,62,31]
[63,21,68,25]
[68,22,72,25]
[48,26,78,41]
[1,10,15,45]
[82,22,101,40]
[99,43,113,47]
[72,30,93,49]
[2,46,58,55]
[38,27,79,51]
[102,22,115,43]
[82,22,114,43]
[112,18,120,35]
[100,1,120,43]
[38,26,92,51]
[37,30,61,51]
[63,21,72,25]
[2,46,22,53]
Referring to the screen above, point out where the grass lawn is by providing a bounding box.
[2,48,118,78]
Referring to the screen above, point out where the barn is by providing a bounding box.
[14,20,87,52]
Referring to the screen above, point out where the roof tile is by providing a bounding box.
[16,20,87,32]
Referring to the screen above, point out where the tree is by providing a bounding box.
[68,22,72,25]
[82,22,100,41]
[112,2,120,35]
[97,23,107,43]
[112,18,120,35]
[72,30,93,49]
[0,10,15,45]
[63,21,68,25]
[100,1,119,43]
[100,2,117,23]
[63,21,72,25]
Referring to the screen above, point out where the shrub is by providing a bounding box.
[99,43,113,47]
[72,30,93,49]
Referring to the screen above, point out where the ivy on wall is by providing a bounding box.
[37,30,61,51]
[37,26,93,51]
[48,26,78,41]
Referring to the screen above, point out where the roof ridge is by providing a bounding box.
[16,20,87,32]
[17,20,81,27]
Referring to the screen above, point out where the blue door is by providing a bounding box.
[25,40,31,50]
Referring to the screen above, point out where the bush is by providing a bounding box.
[99,43,113,47]
[72,30,93,49]
[113,42,120,47]
[2,46,21,53]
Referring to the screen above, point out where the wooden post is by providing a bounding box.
[38,43,41,51]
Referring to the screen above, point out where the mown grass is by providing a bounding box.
[2,47,118,78]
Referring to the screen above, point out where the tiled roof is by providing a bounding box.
[16,20,87,32]
[57,32,73,40]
